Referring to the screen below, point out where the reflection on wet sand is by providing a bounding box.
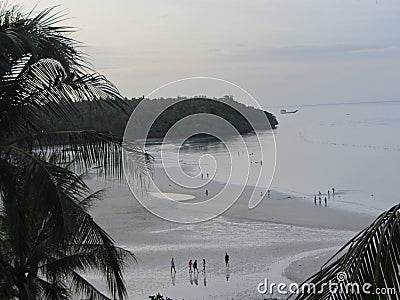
[171,272,176,286]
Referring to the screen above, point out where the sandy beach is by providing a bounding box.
[84,165,376,300]
[82,102,400,299]
[3,3,400,300]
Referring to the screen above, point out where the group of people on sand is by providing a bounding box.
[200,172,209,180]
[170,252,230,274]
[314,188,335,206]
[260,189,271,198]
[201,173,210,197]
[188,258,205,273]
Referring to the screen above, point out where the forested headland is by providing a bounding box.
[42,95,279,139]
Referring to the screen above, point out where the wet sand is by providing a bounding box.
[83,166,376,299]
[148,166,375,231]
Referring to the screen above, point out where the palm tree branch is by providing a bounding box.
[292,204,400,299]
[9,130,152,183]
[69,271,112,300]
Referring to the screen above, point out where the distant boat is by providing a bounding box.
[280,109,299,114]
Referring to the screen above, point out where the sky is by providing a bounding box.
[19,0,400,107]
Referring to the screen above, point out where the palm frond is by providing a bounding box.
[292,204,400,300]
[69,271,111,300]
[123,141,154,190]
[0,147,135,298]
[11,130,123,176]
[1,3,127,142]
[35,277,70,300]
[1,58,123,138]
[0,2,82,76]
[0,3,142,298]
[69,210,133,299]
[0,145,89,240]
[9,130,152,184]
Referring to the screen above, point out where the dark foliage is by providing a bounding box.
[39,96,279,139]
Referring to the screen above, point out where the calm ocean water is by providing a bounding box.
[146,101,400,215]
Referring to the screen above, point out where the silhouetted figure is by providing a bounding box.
[202,258,206,273]
[201,173,204,180]
[206,172,209,178]
[267,190,271,198]
[205,190,209,197]
[314,196,317,206]
[324,197,327,206]
[225,252,230,267]
[170,258,176,274]
[319,197,321,205]
[188,259,193,273]
[193,259,198,273]
[327,190,330,197]
[332,188,335,194]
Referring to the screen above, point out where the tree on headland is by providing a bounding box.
[41,96,279,139]
[0,2,148,299]
[292,203,400,299]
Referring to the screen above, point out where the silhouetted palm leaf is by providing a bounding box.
[0,2,145,298]
[292,204,400,300]
[0,147,135,299]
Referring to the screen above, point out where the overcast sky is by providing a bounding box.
[19,0,400,107]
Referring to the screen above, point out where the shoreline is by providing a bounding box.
[147,166,376,231]
[85,166,376,299]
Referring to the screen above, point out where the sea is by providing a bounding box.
[146,100,400,216]
[87,100,400,299]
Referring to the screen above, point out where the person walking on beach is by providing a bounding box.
[171,258,176,274]
[324,197,327,206]
[193,259,198,273]
[206,172,209,178]
[314,195,317,205]
[205,189,209,197]
[225,252,230,267]
[201,173,204,180]
[202,258,206,273]
[319,197,321,205]
[327,190,330,197]
[189,259,193,273]
[332,187,335,195]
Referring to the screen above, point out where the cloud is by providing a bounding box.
[87,46,162,70]
[206,44,400,63]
